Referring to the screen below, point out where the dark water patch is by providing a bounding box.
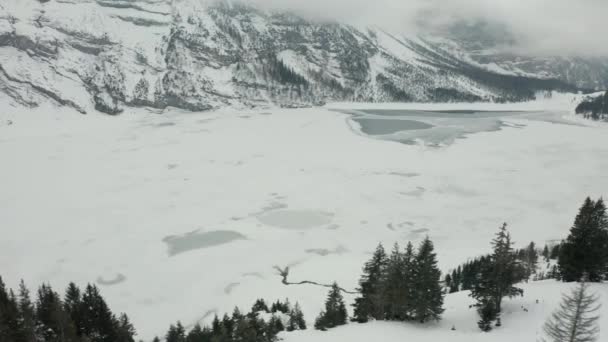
[358,109,526,118]
[97,273,126,286]
[156,122,176,127]
[242,272,265,279]
[163,230,246,256]
[388,172,420,178]
[224,282,240,294]
[354,118,433,135]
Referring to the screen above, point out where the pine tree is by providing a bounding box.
[402,241,417,319]
[17,280,37,342]
[382,243,405,320]
[115,313,136,342]
[266,315,284,336]
[470,224,524,330]
[550,244,561,260]
[0,281,22,342]
[80,284,118,342]
[477,298,498,332]
[558,197,608,282]
[542,245,550,261]
[315,283,347,330]
[352,243,388,322]
[166,322,186,342]
[63,282,82,336]
[412,237,444,323]
[251,299,269,313]
[186,324,205,342]
[543,281,600,342]
[523,242,538,279]
[287,303,306,331]
[35,283,78,342]
[220,313,234,339]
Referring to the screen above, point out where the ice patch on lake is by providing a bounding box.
[163,230,246,256]
[340,108,571,146]
[305,245,348,256]
[257,210,334,229]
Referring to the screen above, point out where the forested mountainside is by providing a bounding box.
[0,0,603,114]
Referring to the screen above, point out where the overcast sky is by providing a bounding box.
[241,0,608,57]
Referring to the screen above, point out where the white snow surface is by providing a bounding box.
[1,99,608,340]
[282,281,608,342]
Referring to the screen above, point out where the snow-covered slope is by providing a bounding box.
[0,0,592,114]
[282,280,608,342]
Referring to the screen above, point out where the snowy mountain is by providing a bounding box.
[0,0,603,114]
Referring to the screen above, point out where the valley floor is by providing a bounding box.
[1,98,607,340]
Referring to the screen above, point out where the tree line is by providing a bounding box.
[0,280,135,342]
[161,298,306,342]
[575,91,608,120]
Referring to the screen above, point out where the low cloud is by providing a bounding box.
[238,0,608,57]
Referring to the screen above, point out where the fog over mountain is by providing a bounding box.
[1,0,606,114]
[248,0,608,57]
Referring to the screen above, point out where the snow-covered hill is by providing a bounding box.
[282,280,608,342]
[0,0,600,114]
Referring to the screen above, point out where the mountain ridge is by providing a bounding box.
[0,0,603,114]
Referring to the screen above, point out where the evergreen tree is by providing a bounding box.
[382,243,405,320]
[412,237,444,323]
[35,283,78,342]
[266,315,284,337]
[286,303,306,331]
[251,299,269,313]
[0,281,23,342]
[80,284,118,342]
[63,282,82,336]
[477,298,498,332]
[543,281,600,342]
[315,283,348,330]
[470,224,524,330]
[17,280,37,342]
[186,324,205,342]
[352,243,388,322]
[401,242,417,319]
[166,322,186,342]
[550,244,561,260]
[542,245,550,261]
[522,242,539,279]
[558,197,608,282]
[115,313,136,342]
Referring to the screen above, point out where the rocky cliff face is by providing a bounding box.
[0,0,602,114]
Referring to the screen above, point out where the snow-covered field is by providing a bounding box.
[1,97,608,340]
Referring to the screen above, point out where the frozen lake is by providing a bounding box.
[342,109,580,146]
[1,99,607,339]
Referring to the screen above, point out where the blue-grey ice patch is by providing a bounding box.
[97,273,127,286]
[155,122,176,127]
[340,109,545,146]
[163,230,247,256]
[353,118,434,135]
[388,172,420,178]
[257,209,334,229]
[305,245,348,256]
[242,272,265,279]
